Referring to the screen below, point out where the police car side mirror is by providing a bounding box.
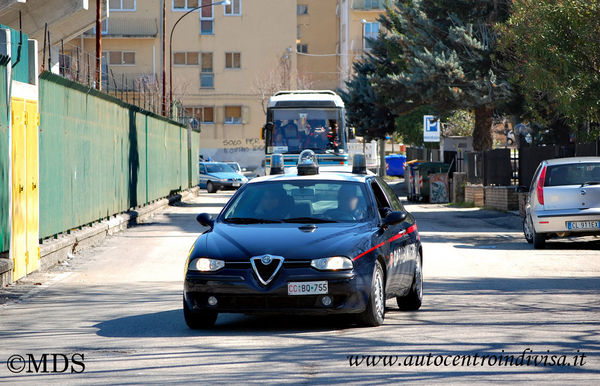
[196,213,214,229]
[381,211,407,228]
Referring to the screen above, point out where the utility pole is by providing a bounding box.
[161,0,166,116]
[95,0,102,90]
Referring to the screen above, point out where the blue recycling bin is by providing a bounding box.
[385,154,407,176]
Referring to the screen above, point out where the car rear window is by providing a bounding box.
[545,162,600,186]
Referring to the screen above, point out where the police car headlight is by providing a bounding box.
[311,256,353,271]
[189,258,225,272]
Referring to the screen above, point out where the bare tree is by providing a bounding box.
[253,56,314,114]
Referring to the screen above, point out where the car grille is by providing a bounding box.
[224,260,311,269]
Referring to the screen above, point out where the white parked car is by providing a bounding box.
[523,157,600,248]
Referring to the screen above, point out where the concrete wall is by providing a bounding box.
[465,185,484,207]
[465,184,519,211]
[484,186,519,211]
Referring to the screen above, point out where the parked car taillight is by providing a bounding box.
[537,165,547,205]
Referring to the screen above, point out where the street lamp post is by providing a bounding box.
[168,0,230,116]
[361,19,367,52]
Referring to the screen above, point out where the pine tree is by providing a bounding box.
[373,0,512,151]
[339,35,398,175]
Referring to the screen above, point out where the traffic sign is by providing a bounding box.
[423,115,440,142]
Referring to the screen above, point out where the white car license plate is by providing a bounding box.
[567,221,600,230]
[288,281,328,296]
[232,182,240,187]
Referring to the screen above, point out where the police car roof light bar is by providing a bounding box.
[297,150,319,176]
[270,154,285,175]
[352,153,368,174]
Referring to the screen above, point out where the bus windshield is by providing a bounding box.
[268,108,344,154]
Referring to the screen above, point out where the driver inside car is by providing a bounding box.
[325,185,366,221]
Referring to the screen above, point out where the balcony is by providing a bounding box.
[351,0,388,11]
[84,16,159,38]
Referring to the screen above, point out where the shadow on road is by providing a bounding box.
[94,310,359,338]
[92,276,600,340]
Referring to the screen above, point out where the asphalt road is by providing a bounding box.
[1,184,599,384]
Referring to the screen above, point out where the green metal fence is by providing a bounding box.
[39,72,199,239]
[0,57,9,252]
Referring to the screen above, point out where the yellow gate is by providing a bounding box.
[25,100,40,274]
[10,97,39,281]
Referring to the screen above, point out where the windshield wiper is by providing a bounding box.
[581,181,600,187]
[282,217,337,223]
[224,217,281,224]
[303,147,326,154]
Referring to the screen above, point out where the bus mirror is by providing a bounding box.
[263,122,274,141]
[348,127,356,140]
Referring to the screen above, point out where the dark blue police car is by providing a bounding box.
[183,151,423,328]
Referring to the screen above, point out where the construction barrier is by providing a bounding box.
[38,72,200,240]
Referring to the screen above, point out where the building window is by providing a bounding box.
[174,52,199,65]
[363,22,380,50]
[173,0,199,10]
[224,0,241,16]
[110,0,136,11]
[59,51,72,76]
[107,51,136,65]
[225,106,242,124]
[185,106,214,123]
[297,44,308,54]
[201,52,214,88]
[297,5,308,15]
[92,19,109,35]
[297,25,302,39]
[200,0,214,34]
[225,52,241,69]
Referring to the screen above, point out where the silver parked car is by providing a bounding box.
[523,157,600,248]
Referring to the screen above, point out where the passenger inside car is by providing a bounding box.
[324,185,366,221]
[253,188,292,219]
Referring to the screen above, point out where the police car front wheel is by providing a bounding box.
[356,261,385,327]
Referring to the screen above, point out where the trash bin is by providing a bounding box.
[413,162,450,202]
[405,160,424,201]
[385,154,407,176]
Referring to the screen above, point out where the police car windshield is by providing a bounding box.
[206,163,235,173]
[270,109,342,154]
[222,181,372,223]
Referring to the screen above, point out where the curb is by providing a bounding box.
[1,187,199,287]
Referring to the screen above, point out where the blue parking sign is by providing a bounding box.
[423,115,440,142]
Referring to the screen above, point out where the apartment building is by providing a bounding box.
[69,0,296,169]
[296,0,386,90]
[66,0,386,170]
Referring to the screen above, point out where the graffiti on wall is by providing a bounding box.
[221,138,265,154]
